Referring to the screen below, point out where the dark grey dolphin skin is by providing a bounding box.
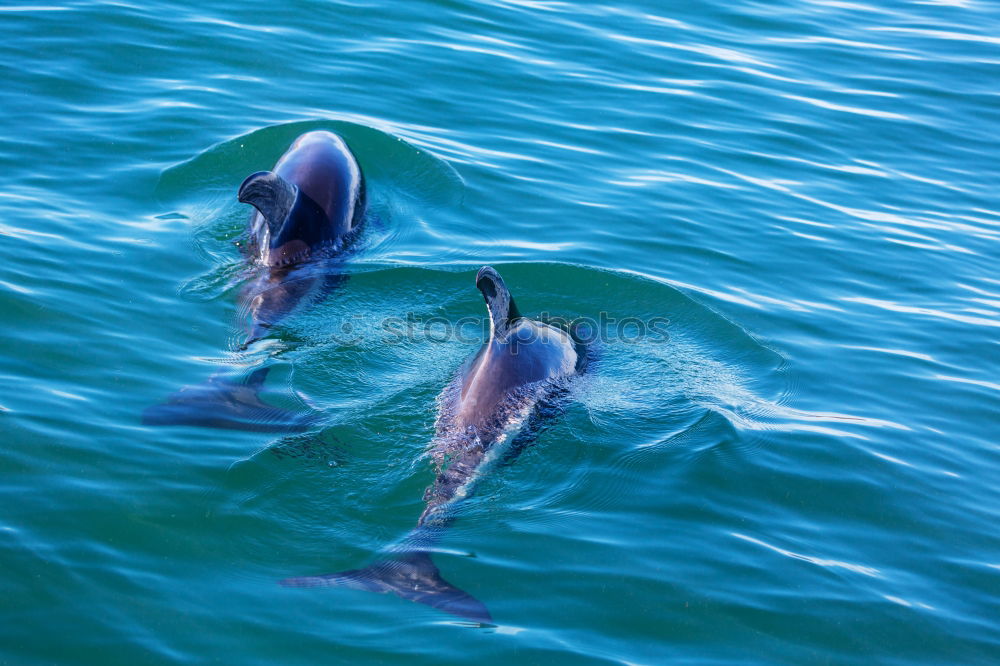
[143,131,365,432]
[237,129,366,345]
[281,266,587,623]
[141,368,318,433]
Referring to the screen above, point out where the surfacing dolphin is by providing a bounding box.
[281,266,588,623]
[143,130,366,432]
[236,130,365,346]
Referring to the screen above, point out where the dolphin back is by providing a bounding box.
[240,131,365,267]
[280,550,492,624]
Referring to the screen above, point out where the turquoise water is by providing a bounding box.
[2,0,999,662]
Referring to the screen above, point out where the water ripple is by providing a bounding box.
[3,0,1000,662]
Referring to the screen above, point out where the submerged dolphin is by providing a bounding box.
[281,266,587,623]
[144,130,365,432]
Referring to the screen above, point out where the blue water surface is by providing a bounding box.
[1,0,998,663]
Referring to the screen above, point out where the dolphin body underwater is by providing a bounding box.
[281,266,588,623]
[143,130,366,431]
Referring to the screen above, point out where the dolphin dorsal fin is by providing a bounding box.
[476,266,522,340]
[238,171,298,238]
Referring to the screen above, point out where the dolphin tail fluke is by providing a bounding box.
[243,366,270,390]
[280,551,492,624]
[142,367,318,433]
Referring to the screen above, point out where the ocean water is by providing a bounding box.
[1,0,999,663]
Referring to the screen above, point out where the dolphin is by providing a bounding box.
[236,130,365,346]
[143,130,365,432]
[281,266,588,623]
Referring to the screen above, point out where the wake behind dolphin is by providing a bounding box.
[281,266,588,623]
[143,130,365,432]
